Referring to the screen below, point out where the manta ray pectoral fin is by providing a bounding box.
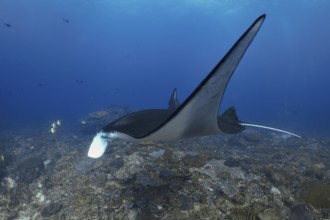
[143,15,266,141]
[218,107,245,134]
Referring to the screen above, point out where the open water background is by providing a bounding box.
[1,0,330,137]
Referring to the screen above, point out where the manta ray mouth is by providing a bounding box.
[87,132,108,158]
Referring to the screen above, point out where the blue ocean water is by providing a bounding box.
[1,0,330,137]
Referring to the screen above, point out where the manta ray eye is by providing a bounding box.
[101,132,114,140]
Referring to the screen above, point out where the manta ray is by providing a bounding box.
[88,14,301,158]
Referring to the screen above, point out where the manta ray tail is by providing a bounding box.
[217,106,301,138]
[240,122,302,138]
[218,107,245,134]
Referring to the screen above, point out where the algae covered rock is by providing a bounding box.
[289,204,313,220]
[41,201,62,217]
[303,183,330,209]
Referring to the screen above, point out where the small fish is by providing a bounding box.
[75,79,84,83]
[56,120,61,126]
[50,127,56,134]
[62,18,70,23]
[4,23,11,28]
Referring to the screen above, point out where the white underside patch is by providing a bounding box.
[87,132,108,158]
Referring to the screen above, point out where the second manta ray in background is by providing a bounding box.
[88,14,301,159]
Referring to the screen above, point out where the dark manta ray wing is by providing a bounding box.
[102,88,180,138]
[103,109,173,138]
[139,15,266,141]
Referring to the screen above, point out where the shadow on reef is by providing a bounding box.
[0,159,8,183]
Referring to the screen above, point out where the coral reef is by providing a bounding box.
[0,106,329,219]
